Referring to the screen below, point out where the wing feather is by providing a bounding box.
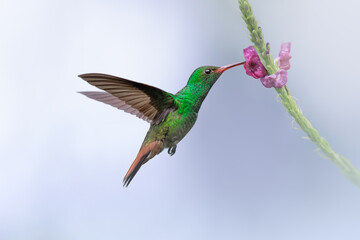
[79,73,177,124]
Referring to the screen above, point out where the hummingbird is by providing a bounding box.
[79,61,244,186]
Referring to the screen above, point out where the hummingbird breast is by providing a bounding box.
[143,104,198,149]
[163,110,198,148]
[161,94,200,148]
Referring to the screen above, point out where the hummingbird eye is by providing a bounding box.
[204,69,211,74]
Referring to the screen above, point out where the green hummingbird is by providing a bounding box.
[79,61,244,186]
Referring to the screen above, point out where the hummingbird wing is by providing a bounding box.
[79,73,177,124]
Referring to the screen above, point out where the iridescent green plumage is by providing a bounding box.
[79,62,244,186]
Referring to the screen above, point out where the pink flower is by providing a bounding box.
[276,42,291,70]
[243,46,267,79]
[243,42,292,88]
[260,69,287,88]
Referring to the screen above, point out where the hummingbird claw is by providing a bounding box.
[168,145,177,156]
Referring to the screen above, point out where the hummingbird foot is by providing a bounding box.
[168,145,177,156]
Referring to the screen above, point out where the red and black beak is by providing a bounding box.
[215,61,245,73]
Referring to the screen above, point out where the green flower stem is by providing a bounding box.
[239,0,360,188]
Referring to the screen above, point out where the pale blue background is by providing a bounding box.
[1,0,360,239]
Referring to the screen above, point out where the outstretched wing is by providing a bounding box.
[79,73,177,124]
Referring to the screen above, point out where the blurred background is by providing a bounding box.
[1,0,360,239]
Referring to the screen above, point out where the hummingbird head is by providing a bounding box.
[187,62,245,86]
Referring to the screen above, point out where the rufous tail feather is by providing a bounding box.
[123,141,163,187]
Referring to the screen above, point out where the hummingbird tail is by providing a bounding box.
[123,141,163,187]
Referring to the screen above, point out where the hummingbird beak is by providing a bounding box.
[215,61,245,73]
